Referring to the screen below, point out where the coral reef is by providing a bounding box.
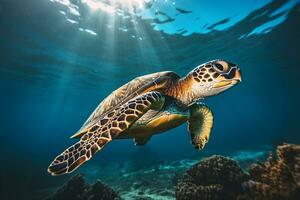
[45,174,120,200]
[176,155,249,200]
[81,159,197,199]
[44,144,299,200]
[238,143,300,200]
[176,144,300,200]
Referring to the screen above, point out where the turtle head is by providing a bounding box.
[188,59,242,100]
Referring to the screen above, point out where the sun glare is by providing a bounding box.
[82,0,150,14]
[82,0,115,14]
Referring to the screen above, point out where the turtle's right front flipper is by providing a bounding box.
[188,103,214,150]
[48,91,165,175]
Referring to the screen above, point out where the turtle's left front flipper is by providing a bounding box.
[48,91,165,175]
[188,103,214,150]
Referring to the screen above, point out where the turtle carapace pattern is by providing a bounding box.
[48,59,242,175]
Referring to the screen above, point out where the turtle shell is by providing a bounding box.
[71,71,180,138]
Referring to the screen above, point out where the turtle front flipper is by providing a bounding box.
[48,91,165,175]
[188,103,214,150]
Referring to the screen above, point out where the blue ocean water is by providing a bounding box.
[0,0,300,199]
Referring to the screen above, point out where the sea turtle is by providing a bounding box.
[48,59,242,175]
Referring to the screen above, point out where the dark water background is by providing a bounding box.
[1,0,300,199]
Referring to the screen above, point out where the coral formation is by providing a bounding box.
[45,144,299,200]
[45,174,120,200]
[176,144,300,200]
[238,143,300,200]
[176,155,249,200]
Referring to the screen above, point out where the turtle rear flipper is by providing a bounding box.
[134,135,152,146]
[48,91,165,175]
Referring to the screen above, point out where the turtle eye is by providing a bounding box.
[215,63,224,71]
[214,62,229,72]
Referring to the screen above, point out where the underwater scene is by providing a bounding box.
[1,0,300,199]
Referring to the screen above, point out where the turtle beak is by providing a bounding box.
[233,68,242,82]
[213,67,242,88]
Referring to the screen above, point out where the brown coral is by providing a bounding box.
[176,144,300,200]
[238,143,300,200]
[45,174,120,200]
[176,155,249,200]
